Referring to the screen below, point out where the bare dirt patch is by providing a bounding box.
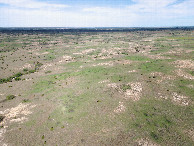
[156,92,168,100]
[93,61,114,67]
[58,55,74,63]
[174,60,194,70]
[147,54,171,60]
[175,69,194,80]
[107,83,118,89]
[172,92,190,106]
[35,51,49,56]
[0,103,36,125]
[128,70,137,73]
[98,80,110,84]
[184,128,194,141]
[0,103,36,145]
[107,82,143,101]
[114,101,126,114]
[136,138,159,146]
[150,72,176,83]
[124,82,143,101]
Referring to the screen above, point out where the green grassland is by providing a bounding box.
[0,30,193,145]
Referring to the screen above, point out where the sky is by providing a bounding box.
[0,0,194,27]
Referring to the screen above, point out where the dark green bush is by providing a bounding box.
[29,70,36,73]
[23,68,28,72]
[0,78,7,84]
[0,115,5,122]
[22,99,30,103]
[6,95,16,100]
[13,72,23,78]
[35,61,43,70]
[15,77,21,81]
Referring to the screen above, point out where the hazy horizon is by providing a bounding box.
[0,0,194,27]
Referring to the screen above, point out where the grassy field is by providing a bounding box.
[0,30,194,145]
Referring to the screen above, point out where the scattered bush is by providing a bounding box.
[23,68,28,72]
[29,69,36,73]
[22,99,30,103]
[6,95,16,100]
[13,72,23,78]
[35,61,43,70]
[45,70,52,74]
[0,115,5,122]
[0,78,7,84]
[15,77,21,81]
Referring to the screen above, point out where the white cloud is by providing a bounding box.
[0,0,69,9]
[0,7,137,27]
[0,0,193,27]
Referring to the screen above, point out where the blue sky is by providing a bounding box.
[0,0,193,27]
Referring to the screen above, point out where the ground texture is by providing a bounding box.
[0,30,194,145]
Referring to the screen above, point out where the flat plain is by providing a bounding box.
[0,29,194,145]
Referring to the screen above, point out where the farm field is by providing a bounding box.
[0,29,194,145]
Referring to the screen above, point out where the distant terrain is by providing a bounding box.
[0,28,194,145]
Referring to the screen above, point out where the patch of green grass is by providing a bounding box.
[45,70,52,74]
[65,61,84,68]
[188,70,194,76]
[56,92,91,122]
[87,49,101,56]
[44,53,56,60]
[25,119,36,127]
[126,98,194,145]
[30,72,71,94]
[76,65,133,83]
[110,75,131,83]
[150,48,170,54]
[167,36,194,40]
[125,55,152,61]
[121,84,131,92]
[173,79,194,99]
[139,59,174,74]
[32,79,56,93]
[155,38,168,41]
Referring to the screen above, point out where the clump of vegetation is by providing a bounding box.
[0,72,23,84]
[121,84,131,92]
[0,78,8,84]
[22,99,30,103]
[23,68,28,72]
[150,131,159,141]
[6,95,16,100]
[35,61,43,70]
[45,70,52,74]
[15,77,21,81]
[0,115,5,122]
[29,69,36,73]
[13,72,23,78]
[0,61,44,84]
